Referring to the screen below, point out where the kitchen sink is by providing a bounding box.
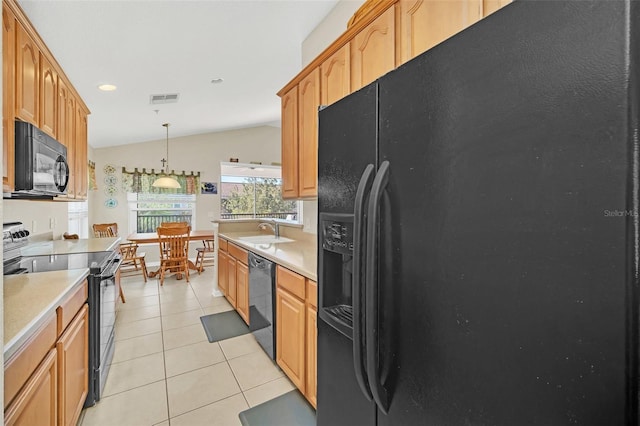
[237,235,294,244]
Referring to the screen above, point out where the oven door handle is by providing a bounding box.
[100,257,121,280]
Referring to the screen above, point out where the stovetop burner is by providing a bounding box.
[3,251,115,276]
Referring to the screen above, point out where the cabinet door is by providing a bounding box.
[298,68,320,198]
[398,0,483,64]
[236,261,249,325]
[482,0,511,16]
[74,106,88,199]
[15,22,39,125]
[217,250,228,296]
[227,256,237,308]
[281,86,298,199]
[57,82,75,198]
[4,349,57,426]
[3,5,16,191]
[305,304,317,408]
[321,44,350,106]
[56,304,88,426]
[40,56,57,138]
[57,80,68,146]
[276,287,306,392]
[351,7,395,91]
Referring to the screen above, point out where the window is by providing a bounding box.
[68,200,89,238]
[127,192,196,233]
[220,162,299,222]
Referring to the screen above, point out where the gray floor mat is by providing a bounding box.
[200,310,250,343]
[239,390,316,426]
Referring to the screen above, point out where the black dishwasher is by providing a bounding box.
[248,252,276,359]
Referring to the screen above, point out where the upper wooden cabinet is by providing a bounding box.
[321,43,350,106]
[40,55,57,138]
[278,0,511,200]
[15,22,39,125]
[74,105,88,199]
[297,68,320,198]
[281,86,299,199]
[3,5,16,191]
[397,0,483,64]
[350,6,395,91]
[281,67,320,200]
[3,0,90,197]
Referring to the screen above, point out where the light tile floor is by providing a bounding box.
[80,267,295,426]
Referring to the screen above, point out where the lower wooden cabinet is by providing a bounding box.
[227,256,238,308]
[4,282,88,426]
[276,286,306,391]
[56,304,88,426]
[217,244,229,296]
[275,265,317,406]
[236,261,249,324]
[221,242,250,325]
[4,349,57,426]
[305,280,317,408]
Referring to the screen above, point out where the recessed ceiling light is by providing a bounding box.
[211,78,224,84]
[98,84,117,91]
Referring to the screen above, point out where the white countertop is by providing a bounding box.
[219,232,317,281]
[21,237,121,256]
[4,269,90,359]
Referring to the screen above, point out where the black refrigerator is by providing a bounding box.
[317,1,640,425]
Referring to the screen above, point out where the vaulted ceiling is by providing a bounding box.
[18,0,339,148]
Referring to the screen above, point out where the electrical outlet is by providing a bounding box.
[50,218,55,229]
[31,220,37,233]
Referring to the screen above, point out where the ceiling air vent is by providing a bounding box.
[150,93,179,104]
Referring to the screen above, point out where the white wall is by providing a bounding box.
[300,0,365,233]
[302,0,365,66]
[89,125,281,236]
[3,199,69,239]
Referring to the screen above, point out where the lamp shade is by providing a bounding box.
[153,122,181,189]
[152,175,181,188]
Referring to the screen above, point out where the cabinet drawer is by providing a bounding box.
[228,243,248,264]
[56,280,88,336]
[218,237,228,252]
[306,280,317,308]
[277,265,305,300]
[4,314,57,409]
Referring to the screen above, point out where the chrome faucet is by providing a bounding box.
[258,222,280,238]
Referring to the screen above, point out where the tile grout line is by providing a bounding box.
[155,277,173,426]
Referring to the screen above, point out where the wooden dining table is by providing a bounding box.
[126,230,215,278]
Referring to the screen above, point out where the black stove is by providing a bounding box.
[2,223,121,407]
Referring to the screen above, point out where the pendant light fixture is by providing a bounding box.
[152,123,181,189]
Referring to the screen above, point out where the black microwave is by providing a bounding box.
[12,121,69,197]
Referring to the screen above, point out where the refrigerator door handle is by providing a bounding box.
[353,163,375,401]
[366,160,391,413]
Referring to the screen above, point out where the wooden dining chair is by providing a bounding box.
[159,221,189,228]
[93,223,118,238]
[157,225,191,286]
[194,239,215,274]
[119,242,148,283]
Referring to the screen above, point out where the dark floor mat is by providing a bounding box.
[239,390,316,426]
[200,310,250,343]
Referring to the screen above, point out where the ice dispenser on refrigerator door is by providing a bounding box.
[318,214,354,338]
